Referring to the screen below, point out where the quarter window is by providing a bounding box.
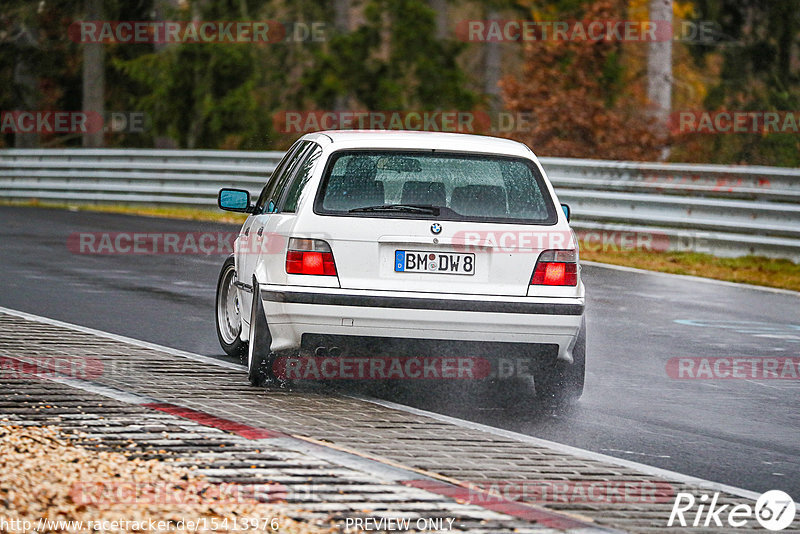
[267,142,314,212]
[255,141,306,214]
[281,144,323,213]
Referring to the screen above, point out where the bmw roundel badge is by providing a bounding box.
[430,223,442,235]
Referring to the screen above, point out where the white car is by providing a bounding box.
[215,130,585,404]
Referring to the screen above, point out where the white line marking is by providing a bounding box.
[583,260,800,297]
[0,305,763,502]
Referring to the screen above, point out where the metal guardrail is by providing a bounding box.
[1,149,799,261]
[542,157,800,261]
[0,149,283,206]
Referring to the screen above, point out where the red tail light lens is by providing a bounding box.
[286,238,337,276]
[531,249,578,286]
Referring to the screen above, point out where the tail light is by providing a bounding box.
[531,249,578,286]
[286,238,337,276]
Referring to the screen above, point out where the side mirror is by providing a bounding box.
[218,188,253,213]
[561,203,570,222]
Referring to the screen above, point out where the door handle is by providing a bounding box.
[257,227,264,236]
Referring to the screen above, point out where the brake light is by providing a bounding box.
[531,249,578,286]
[286,238,337,276]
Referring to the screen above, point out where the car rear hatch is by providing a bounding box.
[317,217,574,297]
[308,150,570,297]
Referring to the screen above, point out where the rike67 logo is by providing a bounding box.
[668,490,796,531]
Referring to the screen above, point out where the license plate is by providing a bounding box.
[394,250,475,275]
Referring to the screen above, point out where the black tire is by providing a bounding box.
[215,255,247,362]
[536,316,586,405]
[247,281,273,387]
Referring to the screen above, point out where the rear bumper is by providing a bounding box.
[259,285,584,362]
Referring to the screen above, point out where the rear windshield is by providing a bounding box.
[314,150,557,224]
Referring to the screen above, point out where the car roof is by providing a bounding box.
[301,130,534,158]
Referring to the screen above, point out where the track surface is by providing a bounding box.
[1,205,798,496]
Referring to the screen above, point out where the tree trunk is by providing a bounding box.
[152,0,180,147]
[333,0,351,34]
[484,9,501,114]
[82,0,105,147]
[429,0,448,40]
[333,0,351,111]
[153,0,178,52]
[647,0,672,134]
[13,22,39,148]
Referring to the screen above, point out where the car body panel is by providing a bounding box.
[228,130,585,367]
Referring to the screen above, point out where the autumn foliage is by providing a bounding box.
[500,0,666,160]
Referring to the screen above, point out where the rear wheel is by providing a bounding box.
[215,256,247,362]
[247,282,273,387]
[536,317,586,406]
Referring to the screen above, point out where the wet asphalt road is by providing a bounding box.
[1,205,798,496]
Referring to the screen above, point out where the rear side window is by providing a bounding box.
[315,151,557,224]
